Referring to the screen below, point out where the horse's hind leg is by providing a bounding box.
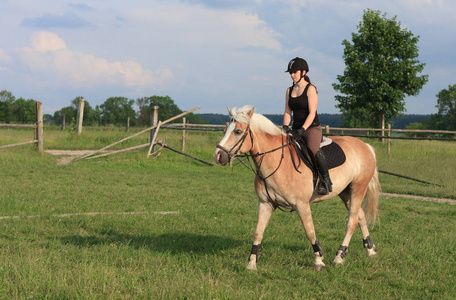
[338,188,376,263]
[247,201,275,271]
[358,208,377,258]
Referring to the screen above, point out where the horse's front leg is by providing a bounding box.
[247,201,275,271]
[295,202,325,271]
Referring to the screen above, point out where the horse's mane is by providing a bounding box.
[229,105,282,136]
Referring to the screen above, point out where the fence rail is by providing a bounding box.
[0,124,38,129]
[163,121,455,155]
[164,123,456,137]
[0,101,43,152]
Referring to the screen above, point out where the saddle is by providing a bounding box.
[290,136,346,187]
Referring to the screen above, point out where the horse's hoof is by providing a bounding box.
[333,256,345,265]
[314,264,325,271]
[367,248,377,258]
[246,263,257,271]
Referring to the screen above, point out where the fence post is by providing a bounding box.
[387,124,391,155]
[127,117,130,132]
[150,106,159,150]
[36,101,43,152]
[76,98,85,135]
[182,117,186,152]
[62,113,66,131]
[325,125,330,135]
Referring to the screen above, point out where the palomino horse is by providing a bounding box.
[214,106,380,271]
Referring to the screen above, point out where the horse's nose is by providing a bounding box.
[214,148,229,166]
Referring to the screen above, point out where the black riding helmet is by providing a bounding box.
[285,57,309,73]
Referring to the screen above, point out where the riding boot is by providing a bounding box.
[315,150,333,195]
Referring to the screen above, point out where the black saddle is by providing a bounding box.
[291,137,346,186]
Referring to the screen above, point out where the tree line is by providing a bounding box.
[0,91,206,127]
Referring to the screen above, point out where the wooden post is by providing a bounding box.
[74,106,200,162]
[62,114,66,131]
[36,101,43,152]
[182,117,186,152]
[380,112,385,143]
[149,106,159,151]
[127,117,130,132]
[147,121,162,157]
[387,123,391,155]
[76,98,85,135]
[325,125,330,135]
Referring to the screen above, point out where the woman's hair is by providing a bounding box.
[292,71,312,86]
[303,73,311,85]
[297,72,317,93]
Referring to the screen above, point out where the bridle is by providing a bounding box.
[216,121,303,213]
[216,123,254,164]
[216,121,298,180]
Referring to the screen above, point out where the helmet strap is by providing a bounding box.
[293,70,305,86]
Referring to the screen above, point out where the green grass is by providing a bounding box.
[370,139,456,199]
[1,128,455,298]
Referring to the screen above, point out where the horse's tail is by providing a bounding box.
[363,144,381,226]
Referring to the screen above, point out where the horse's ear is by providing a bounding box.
[248,107,255,118]
[227,106,232,117]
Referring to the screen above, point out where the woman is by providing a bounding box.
[283,57,332,195]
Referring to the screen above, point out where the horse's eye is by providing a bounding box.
[234,128,243,135]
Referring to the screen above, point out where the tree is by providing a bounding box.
[333,9,429,128]
[136,97,150,126]
[53,97,101,126]
[71,96,100,126]
[149,95,206,124]
[0,90,16,123]
[100,97,136,126]
[428,84,456,131]
[12,98,37,123]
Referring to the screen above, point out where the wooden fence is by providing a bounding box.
[164,122,456,155]
[0,101,43,152]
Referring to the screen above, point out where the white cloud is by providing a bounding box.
[129,3,282,51]
[15,31,173,88]
[0,49,10,61]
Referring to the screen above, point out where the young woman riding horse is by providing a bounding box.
[283,57,332,195]
[214,106,380,270]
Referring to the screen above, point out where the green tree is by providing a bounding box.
[11,97,36,123]
[0,90,16,123]
[404,122,429,137]
[71,97,100,126]
[100,97,136,126]
[53,97,101,126]
[149,95,206,124]
[53,106,76,126]
[333,9,428,128]
[136,97,151,126]
[428,84,456,131]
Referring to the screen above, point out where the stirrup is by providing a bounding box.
[318,180,332,195]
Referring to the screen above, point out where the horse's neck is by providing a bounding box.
[250,133,284,166]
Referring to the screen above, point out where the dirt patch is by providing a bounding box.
[45,150,98,165]
[382,192,456,205]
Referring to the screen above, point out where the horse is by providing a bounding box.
[213,105,380,271]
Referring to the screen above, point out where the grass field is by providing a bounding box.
[1,127,455,299]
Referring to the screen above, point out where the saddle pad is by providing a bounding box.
[321,141,346,170]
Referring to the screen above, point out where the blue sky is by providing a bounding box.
[1,0,455,116]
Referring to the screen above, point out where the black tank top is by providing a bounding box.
[288,83,320,130]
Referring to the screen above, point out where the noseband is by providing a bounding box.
[216,124,253,163]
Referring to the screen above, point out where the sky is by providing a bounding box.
[1,0,455,116]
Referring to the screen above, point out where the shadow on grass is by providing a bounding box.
[57,232,241,254]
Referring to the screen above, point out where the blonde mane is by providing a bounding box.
[229,105,282,136]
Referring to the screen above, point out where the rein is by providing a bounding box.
[217,123,302,212]
[239,134,291,180]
